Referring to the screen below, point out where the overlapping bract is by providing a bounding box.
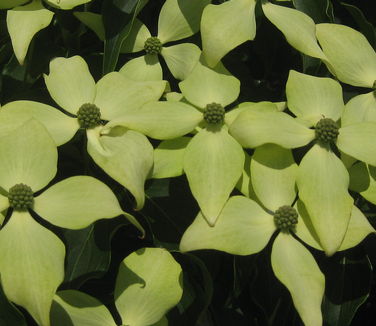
[1,1,376,325]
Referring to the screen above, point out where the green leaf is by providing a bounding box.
[45,0,91,10]
[62,220,124,284]
[0,100,79,146]
[74,12,105,40]
[179,59,240,109]
[87,127,153,211]
[322,253,372,326]
[51,290,116,326]
[120,19,151,53]
[341,92,376,126]
[201,0,256,67]
[286,70,344,125]
[0,119,57,192]
[0,283,27,326]
[337,122,376,166]
[229,110,315,149]
[180,196,275,255]
[341,2,376,51]
[271,232,325,326]
[297,144,353,255]
[292,0,333,23]
[316,23,376,87]
[102,0,148,73]
[119,55,163,81]
[251,144,297,211]
[184,127,244,226]
[44,56,96,115]
[7,0,54,65]
[152,137,191,179]
[157,0,210,44]
[262,2,326,60]
[106,101,202,140]
[0,211,65,326]
[115,247,183,326]
[161,43,201,80]
[94,72,166,121]
[175,253,213,325]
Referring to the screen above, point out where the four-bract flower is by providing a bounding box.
[76,0,209,81]
[229,70,376,255]
[311,24,376,209]
[180,144,375,326]
[104,60,244,226]
[0,55,166,209]
[49,247,182,326]
[0,119,143,326]
[260,8,376,125]
[2,0,91,64]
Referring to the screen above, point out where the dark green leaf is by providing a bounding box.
[174,253,213,326]
[341,2,376,49]
[0,283,27,326]
[102,0,148,73]
[322,250,372,326]
[292,0,334,23]
[62,217,125,287]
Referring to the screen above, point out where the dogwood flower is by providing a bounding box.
[229,70,376,255]
[0,55,166,209]
[103,60,245,226]
[75,0,209,80]
[180,144,375,326]
[0,119,143,326]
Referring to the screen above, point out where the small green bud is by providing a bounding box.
[315,118,339,143]
[274,205,298,232]
[8,184,34,211]
[144,37,163,55]
[77,103,102,129]
[204,103,225,125]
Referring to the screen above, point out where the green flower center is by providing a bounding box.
[77,103,102,129]
[144,37,163,55]
[8,183,34,211]
[204,103,225,125]
[274,205,298,232]
[315,118,339,143]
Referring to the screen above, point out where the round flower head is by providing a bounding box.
[114,0,209,80]
[274,205,298,232]
[144,37,163,55]
[8,184,34,211]
[315,118,339,143]
[204,103,225,125]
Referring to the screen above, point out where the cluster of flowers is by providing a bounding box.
[1,0,376,325]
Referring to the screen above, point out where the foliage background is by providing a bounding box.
[1,0,376,325]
